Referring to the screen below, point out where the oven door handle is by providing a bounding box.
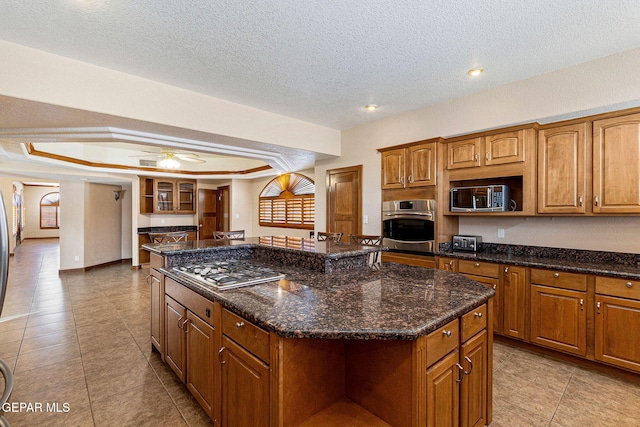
[384,212,433,218]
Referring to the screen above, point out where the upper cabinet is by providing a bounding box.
[380,140,437,189]
[593,112,640,214]
[447,130,526,171]
[140,176,197,214]
[537,122,588,214]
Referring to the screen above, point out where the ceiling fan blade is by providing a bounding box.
[127,154,163,158]
[176,155,205,163]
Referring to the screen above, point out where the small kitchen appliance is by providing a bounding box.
[452,235,483,252]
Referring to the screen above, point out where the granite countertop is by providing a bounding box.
[143,236,385,260]
[437,244,640,280]
[162,262,494,340]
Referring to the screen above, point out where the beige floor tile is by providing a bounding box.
[490,397,554,426]
[22,318,76,339]
[0,339,22,359]
[27,310,75,327]
[14,341,81,373]
[84,358,158,401]
[0,327,25,344]
[4,402,94,427]
[0,315,28,333]
[19,329,78,354]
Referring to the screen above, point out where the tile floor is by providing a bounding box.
[1,239,639,426]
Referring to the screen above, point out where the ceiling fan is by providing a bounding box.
[129,148,205,169]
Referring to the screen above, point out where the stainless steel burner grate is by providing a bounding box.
[173,260,285,290]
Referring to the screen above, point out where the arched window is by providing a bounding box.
[259,173,315,229]
[40,192,60,229]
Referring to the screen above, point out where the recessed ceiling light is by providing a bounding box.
[468,68,484,77]
[365,104,378,111]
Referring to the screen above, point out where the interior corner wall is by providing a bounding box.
[22,186,60,239]
[84,183,122,268]
[120,182,133,260]
[59,180,85,270]
[0,179,17,254]
[323,47,640,253]
[230,179,254,237]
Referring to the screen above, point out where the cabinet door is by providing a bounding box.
[447,138,481,170]
[530,285,587,356]
[154,179,175,213]
[426,350,460,427]
[460,330,487,427]
[165,296,187,382]
[177,180,196,213]
[186,311,216,418]
[502,266,526,340]
[381,148,406,189]
[407,142,436,186]
[595,295,640,372]
[538,123,588,214]
[438,257,457,271]
[593,112,640,213]
[464,275,501,335]
[220,336,270,427]
[150,269,165,358]
[484,130,525,166]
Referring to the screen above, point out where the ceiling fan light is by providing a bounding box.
[159,157,180,169]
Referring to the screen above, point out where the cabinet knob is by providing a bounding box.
[504,267,509,273]
[596,301,601,314]
[595,195,599,206]
[579,196,583,206]
[474,263,480,267]
[579,299,584,310]
[554,273,560,278]
[236,321,245,329]
[627,282,633,288]
[473,153,479,162]
[442,330,452,338]
[474,312,483,318]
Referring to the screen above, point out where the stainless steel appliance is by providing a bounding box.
[382,199,435,255]
[0,190,14,427]
[450,184,509,212]
[173,260,285,290]
[452,235,483,252]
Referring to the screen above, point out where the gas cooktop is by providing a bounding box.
[173,260,285,290]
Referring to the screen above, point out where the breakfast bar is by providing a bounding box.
[143,237,495,426]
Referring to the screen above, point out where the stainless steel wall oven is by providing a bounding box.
[382,199,435,255]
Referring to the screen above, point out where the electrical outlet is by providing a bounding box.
[74,255,79,261]
[363,215,368,224]
[497,228,505,238]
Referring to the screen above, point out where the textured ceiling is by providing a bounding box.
[2,0,640,130]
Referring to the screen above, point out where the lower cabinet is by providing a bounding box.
[149,267,164,359]
[501,266,527,340]
[595,277,640,372]
[529,269,587,356]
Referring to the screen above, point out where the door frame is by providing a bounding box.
[325,165,363,236]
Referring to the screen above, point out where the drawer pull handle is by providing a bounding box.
[474,312,483,318]
[442,330,452,338]
[236,321,245,329]
[627,282,633,288]
[597,301,601,314]
[178,316,184,329]
[553,273,560,278]
[504,267,509,273]
[463,356,473,375]
[474,263,480,267]
[579,299,584,310]
[595,195,599,206]
[492,284,497,290]
[218,347,226,364]
[456,363,464,383]
[579,196,583,206]
[182,319,190,333]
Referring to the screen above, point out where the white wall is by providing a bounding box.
[320,47,640,254]
[0,179,18,254]
[84,183,122,267]
[22,186,60,239]
[59,181,85,270]
[230,179,255,236]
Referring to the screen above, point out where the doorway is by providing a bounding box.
[198,186,230,239]
[326,165,362,242]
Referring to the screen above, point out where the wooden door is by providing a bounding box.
[593,112,640,213]
[198,189,219,239]
[460,330,487,427]
[408,142,437,187]
[502,266,527,340]
[186,311,216,419]
[484,130,525,166]
[595,295,640,372]
[426,350,460,427]
[538,123,588,214]
[447,137,481,170]
[150,269,164,358]
[530,285,587,356]
[165,296,187,382]
[326,166,362,241]
[220,336,270,427]
[381,148,405,189]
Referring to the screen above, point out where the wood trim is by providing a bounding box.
[58,258,131,273]
[377,137,443,153]
[25,143,272,175]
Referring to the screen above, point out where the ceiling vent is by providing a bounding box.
[139,159,157,167]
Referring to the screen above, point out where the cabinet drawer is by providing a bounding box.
[150,252,165,269]
[165,278,216,327]
[530,269,587,291]
[461,304,487,342]
[458,260,499,278]
[595,277,640,300]
[222,308,270,363]
[426,318,460,367]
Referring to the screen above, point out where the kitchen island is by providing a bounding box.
[144,237,495,426]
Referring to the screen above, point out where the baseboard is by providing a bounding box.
[59,258,132,274]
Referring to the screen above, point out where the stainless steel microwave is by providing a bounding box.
[450,185,509,212]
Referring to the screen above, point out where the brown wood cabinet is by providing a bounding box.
[381,141,437,189]
[139,176,197,214]
[460,330,488,427]
[537,122,589,214]
[529,269,588,356]
[502,265,527,341]
[165,295,187,382]
[382,252,436,268]
[595,277,640,372]
[447,130,526,171]
[427,349,460,427]
[150,267,164,359]
[592,112,640,213]
[438,256,457,271]
[457,260,501,336]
